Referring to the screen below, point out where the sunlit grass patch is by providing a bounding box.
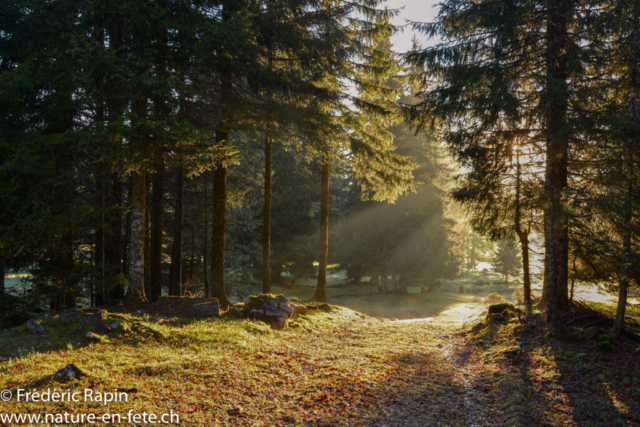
[1,304,490,426]
[465,301,640,426]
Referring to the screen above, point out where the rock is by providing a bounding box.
[59,311,91,324]
[487,303,516,315]
[486,313,506,324]
[26,319,48,335]
[54,364,88,381]
[289,302,308,316]
[90,312,109,334]
[109,321,128,333]
[84,308,108,318]
[244,294,294,330]
[85,331,103,341]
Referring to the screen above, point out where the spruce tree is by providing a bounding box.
[407,0,586,329]
[494,241,522,283]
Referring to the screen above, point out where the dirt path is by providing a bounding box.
[381,304,497,426]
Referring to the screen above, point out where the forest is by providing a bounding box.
[1,0,640,425]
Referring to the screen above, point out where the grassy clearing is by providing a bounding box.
[466,302,640,426]
[1,304,501,426]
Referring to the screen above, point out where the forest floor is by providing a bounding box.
[1,295,640,425]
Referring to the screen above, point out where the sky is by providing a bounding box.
[386,0,441,54]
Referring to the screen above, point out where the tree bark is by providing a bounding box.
[203,171,210,297]
[143,170,151,297]
[262,126,273,294]
[150,149,164,301]
[189,226,196,281]
[126,170,147,304]
[312,154,330,302]
[169,165,184,296]
[123,176,133,278]
[107,175,124,302]
[0,254,5,295]
[521,237,531,302]
[514,149,532,303]
[95,160,107,307]
[211,130,231,309]
[570,258,576,302]
[544,0,571,332]
[613,18,638,339]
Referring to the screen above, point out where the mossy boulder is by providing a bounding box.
[108,320,129,334]
[26,319,48,335]
[486,313,507,324]
[244,294,293,330]
[488,303,516,315]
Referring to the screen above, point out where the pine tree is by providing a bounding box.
[494,241,522,283]
[407,0,588,330]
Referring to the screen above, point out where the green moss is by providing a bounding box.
[486,313,507,324]
[514,323,533,335]
[488,302,516,314]
[305,303,335,312]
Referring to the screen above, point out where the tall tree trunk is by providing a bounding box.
[123,176,133,278]
[521,236,531,303]
[539,262,548,309]
[0,253,5,295]
[126,170,147,304]
[169,165,184,296]
[570,258,576,302]
[312,154,330,302]
[211,130,230,309]
[150,150,164,301]
[95,160,107,307]
[262,126,273,294]
[143,171,151,297]
[544,0,571,332]
[107,175,124,302]
[514,149,532,303]
[189,226,196,281]
[203,171,210,297]
[613,17,638,339]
